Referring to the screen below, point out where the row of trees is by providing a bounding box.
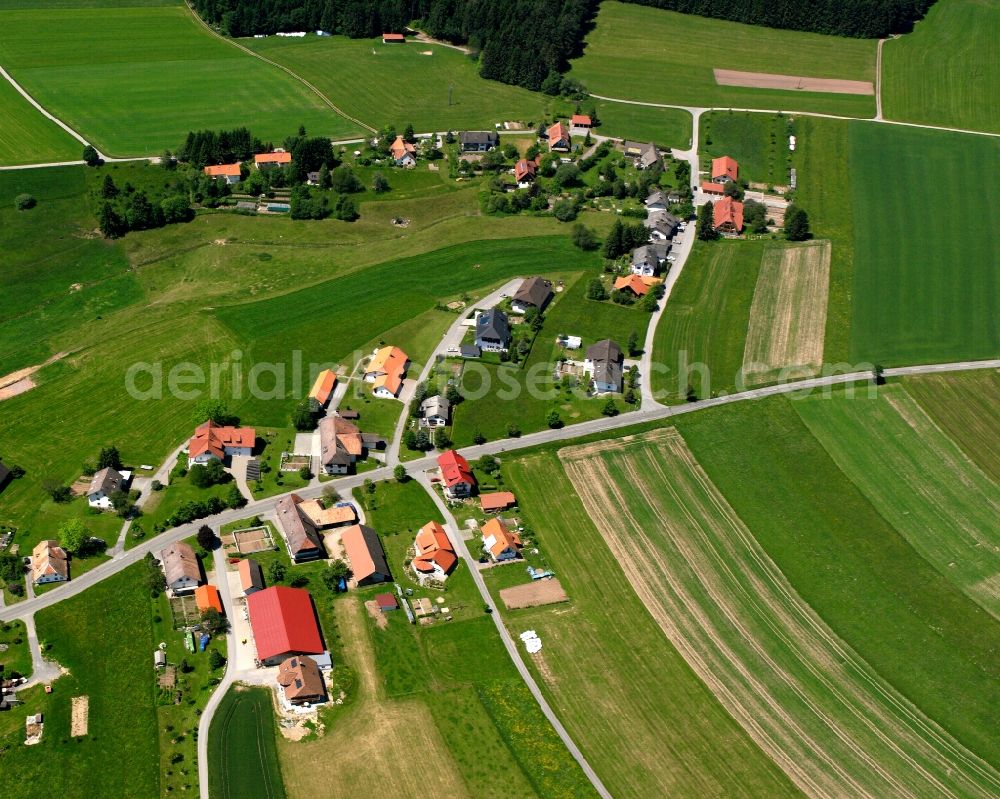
[621,0,935,38]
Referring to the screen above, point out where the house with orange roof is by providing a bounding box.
[711,155,739,184]
[254,151,292,169]
[614,274,660,297]
[364,346,409,399]
[187,420,256,466]
[297,498,357,529]
[480,491,517,513]
[308,369,337,408]
[194,584,223,614]
[546,122,571,152]
[570,113,592,129]
[713,196,744,236]
[340,524,390,585]
[238,558,265,596]
[412,521,457,580]
[481,518,521,562]
[514,158,537,187]
[203,163,242,184]
[437,450,475,498]
[700,181,725,196]
[382,32,405,43]
[389,136,416,167]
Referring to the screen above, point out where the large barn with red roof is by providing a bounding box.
[246,586,325,665]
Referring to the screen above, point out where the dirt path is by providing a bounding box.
[70,695,89,736]
[714,69,874,95]
[0,351,71,400]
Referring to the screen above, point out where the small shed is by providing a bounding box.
[375,593,398,612]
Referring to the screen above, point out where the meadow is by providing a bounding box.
[700,111,793,186]
[0,75,81,165]
[506,452,801,798]
[569,1,877,117]
[208,687,287,799]
[882,0,1000,133]
[674,395,1000,768]
[559,428,1000,797]
[795,384,1000,618]
[848,122,999,365]
[0,1,361,156]
[589,100,691,148]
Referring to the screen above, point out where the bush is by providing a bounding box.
[552,198,578,222]
[14,194,36,211]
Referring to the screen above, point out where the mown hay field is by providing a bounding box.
[209,687,287,799]
[0,74,81,165]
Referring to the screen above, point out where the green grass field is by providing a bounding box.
[0,565,159,798]
[700,111,794,186]
[651,240,764,400]
[0,620,31,677]
[208,686,287,799]
[0,75,81,165]
[570,1,876,117]
[882,0,1000,133]
[591,100,692,148]
[849,122,1000,365]
[795,384,1000,618]
[675,396,1000,768]
[0,1,361,156]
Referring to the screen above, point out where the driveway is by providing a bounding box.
[228,456,253,501]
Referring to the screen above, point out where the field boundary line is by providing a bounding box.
[183,3,377,135]
[0,63,98,154]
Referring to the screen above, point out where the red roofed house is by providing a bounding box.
[570,113,592,129]
[255,151,292,169]
[437,450,475,499]
[375,593,398,612]
[412,521,457,580]
[340,524,390,585]
[514,158,537,187]
[711,156,739,184]
[247,586,324,665]
[203,163,241,184]
[382,32,405,43]
[389,136,416,168]
[187,420,255,466]
[613,274,655,297]
[308,369,337,408]
[480,491,517,514]
[713,196,744,236]
[546,122,571,152]
[481,518,522,562]
[194,584,223,614]
[700,181,725,196]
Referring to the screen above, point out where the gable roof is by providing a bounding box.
[547,122,569,146]
[587,339,623,363]
[437,450,475,488]
[204,163,241,177]
[255,151,291,165]
[614,274,653,295]
[480,491,517,512]
[87,466,124,497]
[161,541,200,587]
[194,584,223,613]
[476,309,510,342]
[319,415,364,467]
[571,113,592,126]
[712,155,739,182]
[375,593,398,609]
[247,586,324,662]
[340,524,389,582]
[390,136,416,160]
[713,196,744,231]
[512,276,553,309]
[421,395,450,419]
[238,558,265,593]
[412,520,458,575]
[645,189,668,207]
[459,131,498,146]
[700,181,725,195]
[31,540,68,582]
[514,158,537,182]
[188,420,255,459]
[586,338,624,388]
[481,517,521,559]
[644,211,680,235]
[382,32,405,41]
[297,499,356,528]
[308,369,337,405]
[366,346,408,393]
[277,655,325,700]
[276,494,325,558]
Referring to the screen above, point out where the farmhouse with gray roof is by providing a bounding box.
[511,277,554,314]
[475,309,511,352]
[584,339,624,394]
[459,131,499,152]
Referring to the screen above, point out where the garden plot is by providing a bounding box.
[500,579,568,610]
[742,240,831,384]
[222,525,275,556]
[560,429,1000,798]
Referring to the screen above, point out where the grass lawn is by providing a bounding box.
[0,2,362,156]
[591,100,692,149]
[245,427,310,501]
[848,122,1000,365]
[700,111,795,186]
[505,451,800,798]
[244,34,565,133]
[0,75,81,165]
[650,239,765,401]
[208,686,286,799]
[794,384,1000,618]
[882,0,1000,133]
[0,620,31,677]
[674,395,1000,768]
[0,565,159,798]
[905,370,1000,484]
[138,463,236,532]
[569,1,876,117]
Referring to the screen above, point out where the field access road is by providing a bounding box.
[385,278,522,467]
[5,356,999,628]
[418,472,613,799]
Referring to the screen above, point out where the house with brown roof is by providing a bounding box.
[479,491,517,514]
[623,141,661,170]
[340,525,390,585]
[187,420,255,467]
[389,136,416,167]
[364,346,409,399]
[86,466,128,509]
[203,163,241,184]
[297,499,357,529]
[318,415,366,475]
[239,558,265,596]
[412,521,457,580]
[255,151,291,169]
[31,540,68,585]
[711,155,739,184]
[511,277,554,315]
[276,494,326,563]
[584,339,624,393]
[160,541,200,594]
[481,518,521,562]
[277,655,326,705]
[514,158,537,187]
[546,122,571,152]
[713,196,744,236]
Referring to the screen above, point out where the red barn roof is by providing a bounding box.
[437,450,475,489]
[711,156,738,182]
[247,586,323,662]
[700,181,725,195]
[571,114,592,126]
